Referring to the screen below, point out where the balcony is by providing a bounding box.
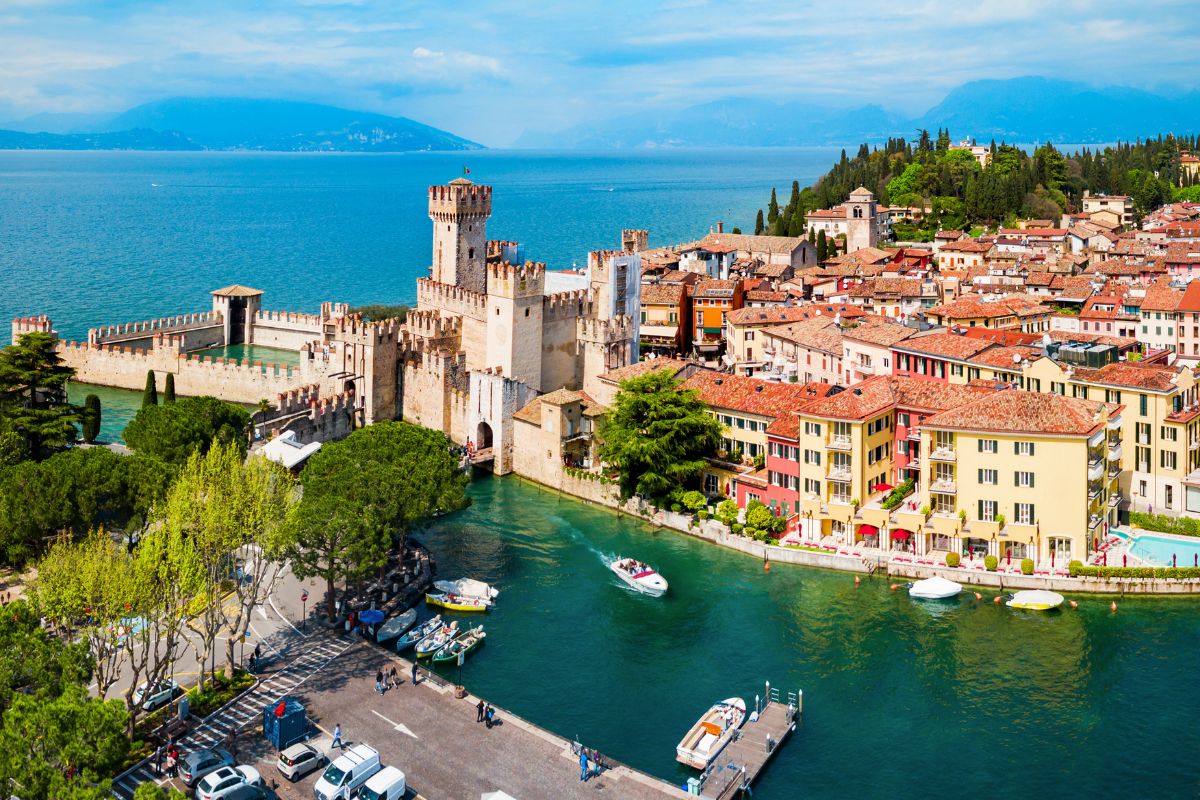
[1088,482,1103,502]
[1108,493,1122,508]
[1088,515,1104,532]
[1191,438,1200,451]
[929,446,957,462]
[827,464,852,482]
[854,361,875,375]
[906,428,921,442]
[826,435,852,451]
[1106,415,1123,431]
[1088,459,1105,481]
[905,458,921,471]
[930,477,957,494]
[1108,462,1121,479]
[1107,443,1122,461]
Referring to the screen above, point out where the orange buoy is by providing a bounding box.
[1111,600,1118,613]
[854,576,861,585]
[1069,600,1078,609]
[890,583,899,591]
[973,592,982,601]
[993,596,1002,605]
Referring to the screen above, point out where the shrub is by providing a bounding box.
[731,523,744,534]
[945,552,960,568]
[1129,511,1200,537]
[880,478,916,510]
[744,527,758,537]
[996,514,1006,529]
[681,490,707,513]
[746,505,775,531]
[1069,564,1200,579]
[698,510,710,520]
[716,499,739,525]
[1020,558,1034,575]
[134,784,167,800]
[919,504,931,516]
[1068,559,1083,574]
[82,393,102,443]
[984,555,998,571]
[671,503,682,513]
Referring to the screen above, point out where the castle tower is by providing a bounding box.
[211,285,263,346]
[845,186,878,254]
[486,262,546,390]
[428,178,492,295]
[621,229,649,253]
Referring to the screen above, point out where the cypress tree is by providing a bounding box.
[755,209,765,235]
[82,394,101,443]
[142,370,158,407]
[767,189,779,224]
[164,372,176,403]
[816,230,829,262]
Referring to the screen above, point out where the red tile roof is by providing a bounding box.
[640,283,686,305]
[1070,362,1182,392]
[679,371,837,418]
[894,330,1000,361]
[922,391,1111,436]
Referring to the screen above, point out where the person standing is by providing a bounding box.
[154,744,164,776]
[476,699,485,723]
[332,723,343,749]
[389,666,399,688]
[411,662,418,685]
[375,667,384,695]
[485,704,495,729]
[579,749,589,782]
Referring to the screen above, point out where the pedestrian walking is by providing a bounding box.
[476,699,485,723]
[254,642,261,660]
[580,749,589,782]
[389,666,399,688]
[154,744,164,776]
[332,723,343,749]
[485,704,495,729]
[248,652,256,673]
[375,668,384,694]
[411,662,418,685]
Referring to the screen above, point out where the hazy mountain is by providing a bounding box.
[0,97,481,152]
[518,77,1200,148]
[0,110,121,134]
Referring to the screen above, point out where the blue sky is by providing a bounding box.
[0,0,1198,146]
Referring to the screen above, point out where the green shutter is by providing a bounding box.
[1030,473,1035,488]
[1030,442,1035,456]
[977,500,983,519]
[1014,471,1019,487]
[1014,441,1019,455]
[978,439,983,452]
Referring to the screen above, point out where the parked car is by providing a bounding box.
[196,765,262,800]
[357,765,406,800]
[276,742,327,782]
[222,785,277,800]
[132,679,181,711]
[178,748,234,787]
[312,744,380,800]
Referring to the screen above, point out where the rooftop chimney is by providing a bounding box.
[717,221,724,234]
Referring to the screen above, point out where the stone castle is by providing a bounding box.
[13,178,641,473]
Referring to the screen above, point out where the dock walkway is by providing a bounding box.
[700,686,799,800]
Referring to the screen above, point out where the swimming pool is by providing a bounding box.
[1128,533,1200,566]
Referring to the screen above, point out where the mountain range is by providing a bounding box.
[0,98,481,152]
[515,77,1200,148]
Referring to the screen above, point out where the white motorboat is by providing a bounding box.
[433,578,499,606]
[415,621,461,658]
[375,609,417,643]
[1007,590,1065,611]
[908,577,963,600]
[675,698,747,770]
[610,557,668,596]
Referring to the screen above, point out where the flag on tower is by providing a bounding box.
[463,166,471,175]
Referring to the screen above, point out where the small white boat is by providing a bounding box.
[433,578,499,606]
[375,609,417,643]
[397,615,443,651]
[415,622,461,658]
[610,557,668,596]
[908,577,963,600]
[675,698,747,769]
[1007,590,1065,611]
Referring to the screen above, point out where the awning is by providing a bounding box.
[640,325,679,338]
[873,483,894,492]
[858,524,879,536]
[890,529,913,540]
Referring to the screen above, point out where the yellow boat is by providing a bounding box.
[425,592,489,612]
[1006,590,1064,611]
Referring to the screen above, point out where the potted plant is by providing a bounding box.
[995,514,1006,529]
[957,509,967,523]
[945,552,960,568]
[1020,557,1034,575]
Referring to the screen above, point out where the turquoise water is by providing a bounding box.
[194,343,300,367]
[1129,533,1200,566]
[67,382,144,444]
[421,477,1200,799]
[0,149,835,340]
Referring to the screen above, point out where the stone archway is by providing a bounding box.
[476,421,493,450]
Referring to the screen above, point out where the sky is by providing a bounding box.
[0,0,1198,146]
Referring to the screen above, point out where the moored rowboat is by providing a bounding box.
[375,609,417,643]
[675,697,747,770]
[426,592,490,612]
[415,622,461,658]
[396,615,443,651]
[432,626,486,663]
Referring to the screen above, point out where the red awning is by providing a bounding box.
[858,524,879,536]
[891,529,913,540]
[873,483,894,492]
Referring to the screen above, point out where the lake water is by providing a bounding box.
[0,148,836,341]
[422,477,1200,800]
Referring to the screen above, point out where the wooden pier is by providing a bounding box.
[699,684,800,799]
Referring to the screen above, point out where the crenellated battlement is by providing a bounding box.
[255,309,324,327]
[274,383,356,417]
[404,309,462,342]
[487,260,546,299]
[328,314,403,346]
[577,314,635,342]
[428,180,493,220]
[621,229,649,253]
[417,278,488,317]
[544,288,594,320]
[88,311,222,345]
[589,249,626,266]
[11,315,54,342]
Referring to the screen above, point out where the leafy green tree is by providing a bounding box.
[123,396,250,465]
[0,684,129,800]
[598,369,723,501]
[81,394,101,443]
[681,490,707,513]
[0,331,78,457]
[163,373,176,403]
[716,499,739,525]
[133,785,167,800]
[0,430,27,469]
[290,422,468,618]
[0,600,91,718]
[142,370,157,407]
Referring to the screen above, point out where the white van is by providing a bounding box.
[312,744,380,800]
[356,765,406,800]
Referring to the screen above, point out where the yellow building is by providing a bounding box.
[892,391,1120,565]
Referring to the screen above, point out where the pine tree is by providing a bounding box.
[82,394,101,443]
[164,373,176,403]
[142,370,158,408]
[754,209,765,235]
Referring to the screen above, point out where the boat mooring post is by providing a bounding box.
[755,694,760,716]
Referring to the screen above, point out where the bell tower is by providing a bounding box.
[428,178,492,295]
[845,186,878,254]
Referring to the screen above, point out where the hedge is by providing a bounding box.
[880,478,916,511]
[1069,564,1200,579]
[1129,512,1200,537]
[945,552,960,568]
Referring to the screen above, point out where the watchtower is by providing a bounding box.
[845,186,878,254]
[429,178,492,295]
[621,229,649,253]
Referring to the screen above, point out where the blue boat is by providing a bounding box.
[396,615,443,651]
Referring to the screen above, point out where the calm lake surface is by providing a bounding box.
[421,477,1200,800]
[0,148,836,341]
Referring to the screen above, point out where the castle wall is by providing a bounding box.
[540,312,582,391]
[89,312,225,352]
[469,369,538,475]
[259,384,358,445]
[251,309,326,350]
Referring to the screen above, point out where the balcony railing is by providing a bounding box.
[1088,460,1105,481]
[1108,493,1122,508]
[826,435,852,451]
[1108,463,1121,478]
[827,465,852,482]
[1088,483,1103,502]
[1107,443,1122,461]
[930,478,957,494]
[855,361,875,375]
[1088,515,1104,531]
[905,458,921,471]
[906,429,921,442]
[929,446,956,462]
[1191,438,1200,451]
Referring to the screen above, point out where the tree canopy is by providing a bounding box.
[123,395,250,465]
[598,369,723,501]
[290,421,468,617]
[0,331,79,458]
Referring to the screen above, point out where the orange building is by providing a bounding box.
[691,279,744,354]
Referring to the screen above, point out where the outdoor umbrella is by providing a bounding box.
[359,609,385,625]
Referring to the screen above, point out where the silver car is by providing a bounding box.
[132,679,181,711]
[178,748,234,787]
[196,765,262,800]
[276,742,327,782]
